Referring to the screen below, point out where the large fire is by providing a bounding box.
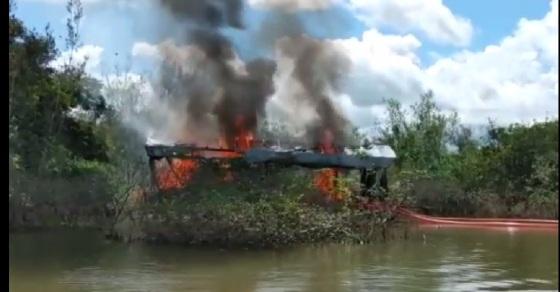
[155,115,256,190]
[156,158,199,191]
[154,121,345,200]
[215,115,255,154]
[314,168,341,200]
[313,130,344,202]
[233,115,255,151]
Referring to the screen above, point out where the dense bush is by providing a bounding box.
[382,93,558,218]
[9,1,133,229]
[111,170,401,247]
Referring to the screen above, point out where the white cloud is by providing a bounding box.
[424,0,558,124]
[332,29,425,108]
[346,0,473,47]
[20,0,102,4]
[131,41,161,60]
[50,44,104,74]
[248,0,336,12]
[19,0,147,6]
[321,0,557,127]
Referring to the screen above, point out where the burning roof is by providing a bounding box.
[145,142,396,199]
[244,145,396,169]
[146,143,396,169]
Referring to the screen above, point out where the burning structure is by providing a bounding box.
[137,0,397,201]
[145,141,396,201]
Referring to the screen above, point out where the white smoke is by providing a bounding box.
[102,73,186,144]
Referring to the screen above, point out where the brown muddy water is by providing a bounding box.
[9,227,558,292]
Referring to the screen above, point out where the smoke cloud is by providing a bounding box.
[249,0,334,13]
[154,0,277,148]
[276,36,351,146]
[123,0,353,149]
[159,0,245,29]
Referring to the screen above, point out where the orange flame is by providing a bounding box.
[313,129,344,202]
[155,115,254,190]
[314,168,342,201]
[156,159,199,190]
[318,130,336,154]
[233,115,255,151]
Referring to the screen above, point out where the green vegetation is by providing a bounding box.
[110,169,402,248]
[9,1,147,230]
[8,0,557,248]
[381,92,558,219]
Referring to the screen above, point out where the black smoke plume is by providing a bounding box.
[154,0,351,149]
[157,0,276,148]
[159,0,244,29]
[277,36,351,148]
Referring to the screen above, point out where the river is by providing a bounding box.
[9,227,558,292]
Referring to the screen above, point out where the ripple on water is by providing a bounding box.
[9,229,558,292]
[59,265,210,292]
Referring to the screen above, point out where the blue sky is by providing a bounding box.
[13,0,558,128]
[14,0,551,66]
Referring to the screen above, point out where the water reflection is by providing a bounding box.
[9,228,558,292]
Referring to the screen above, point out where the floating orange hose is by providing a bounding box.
[359,201,557,230]
[395,207,558,230]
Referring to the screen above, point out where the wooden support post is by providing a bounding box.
[165,157,183,183]
[148,157,162,202]
[149,158,158,190]
[360,168,367,196]
[333,169,339,188]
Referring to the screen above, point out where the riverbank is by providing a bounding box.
[9,169,406,248]
[107,179,406,248]
[9,202,111,232]
[9,163,557,248]
[10,189,557,247]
